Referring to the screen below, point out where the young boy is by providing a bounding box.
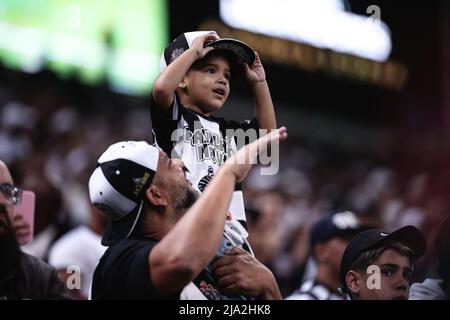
[150,31,276,255]
[339,225,427,300]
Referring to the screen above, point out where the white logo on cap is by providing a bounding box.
[170,48,185,63]
[332,211,360,229]
[380,232,388,236]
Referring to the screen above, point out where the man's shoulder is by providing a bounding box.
[103,238,158,261]
[112,237,158,249]
[92,238,166,300]
[94,239,158,283]
[15,252,72,299]
[20,252,56,274]
[19,252,61,287]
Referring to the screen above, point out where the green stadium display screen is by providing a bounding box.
[0,0,168,95]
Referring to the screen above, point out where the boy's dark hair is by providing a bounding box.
[339,225,426,294]
[190,49,243,77]
[348,240,414,274]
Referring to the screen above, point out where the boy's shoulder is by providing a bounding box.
[150,92,258,132]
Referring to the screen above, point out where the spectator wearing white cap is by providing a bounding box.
[90,128,286,299]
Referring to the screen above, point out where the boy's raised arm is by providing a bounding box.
[151,33,219,109]
[244,52,277,131]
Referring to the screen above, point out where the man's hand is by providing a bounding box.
[13,212,32,245]
[212,247,282,299]
[225,126,287,183]
[243,52,266,83]
[190,33,220,60]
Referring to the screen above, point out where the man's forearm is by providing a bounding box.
[153,167,236,280]
[173,168,235,267]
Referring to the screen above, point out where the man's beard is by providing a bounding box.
[0,208,22,277]
[174,186,200,211]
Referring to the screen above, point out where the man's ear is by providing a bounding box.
[346,270,361,296]
[146,185,167,206]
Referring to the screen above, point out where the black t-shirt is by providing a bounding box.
[91,237,252,300]
[91,238,180,300]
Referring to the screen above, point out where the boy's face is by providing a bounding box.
[179,54,231,114]
[349,248,413,300]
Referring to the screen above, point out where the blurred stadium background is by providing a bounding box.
[1,0,449,297]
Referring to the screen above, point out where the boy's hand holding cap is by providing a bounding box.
[160,31,256,72]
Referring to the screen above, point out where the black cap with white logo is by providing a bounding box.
[339,225,427,288]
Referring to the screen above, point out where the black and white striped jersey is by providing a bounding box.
[286,279,346,300]
[150,94,259,224]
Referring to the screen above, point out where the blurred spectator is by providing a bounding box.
[286,211,367,300]
[0,64,449,299]
[0,160,71,299]
[409,215,450,300]
[48,204,107,300]
[246,190,286,266]
[20,172,71,261]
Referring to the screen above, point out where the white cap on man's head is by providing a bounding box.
[88,141,159,246]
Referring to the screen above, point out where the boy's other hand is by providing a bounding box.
[191,33,219,59]
[243,52,266,83]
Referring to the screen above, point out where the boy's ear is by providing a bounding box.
[178,75,189,90]
[146,185,167,207]
[346,270,361,296]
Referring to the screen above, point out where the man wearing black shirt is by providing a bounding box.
[89,129,286,299]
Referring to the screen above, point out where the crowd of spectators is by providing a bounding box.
[1,65,448,298]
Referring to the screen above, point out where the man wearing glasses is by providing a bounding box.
[0,160,71,300]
